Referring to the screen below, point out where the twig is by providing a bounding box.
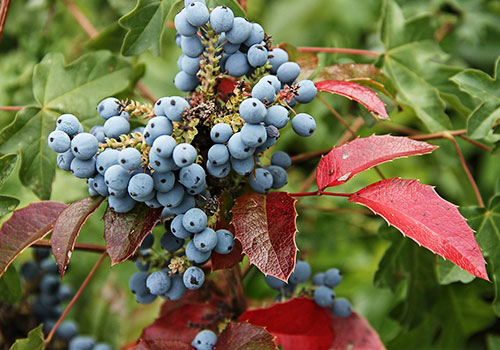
[62,0,98,38]
[297,47,380,57]
[0,0,11,43]
[409,129,466,140]
[237,0,247,11]
[457,135,492,153]
[289,191,351,197]
[45,252,107,345]
[0,106,23,111]
[136,82,157,104]
[297,205,373,215]
[374,166,385,180]
[223,266,247,316]
[317,94,356,137]
[32,240,107,253]
[445,135,484,207]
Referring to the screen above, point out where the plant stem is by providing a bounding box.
[45,252,107,345]
[445,134,484,207]
[289,191,351,197]
[297,205,373,215]
[409,129,466,140]
[297,46,380,57]
[223,266,247,316]
[374,166,386,180]
[32,240,106,253]
[0,0,11,43]
[458,135,492,153]
[237,0,247,11]
[0,106,23,111]
[317,94,356,137]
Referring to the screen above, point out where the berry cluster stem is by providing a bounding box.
[198,27,223,100]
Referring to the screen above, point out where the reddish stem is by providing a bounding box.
[458,135,492,153]
[289,191,351,197]
[317,94,356,137]
[0,106,23,111]
[32,240,106,253]
[0,0,11,43]
[297,46,380,57]
[45,252,107,345]
[62,0,98,38]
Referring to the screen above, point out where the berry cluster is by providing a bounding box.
[69,336,111,350]
[264,260,312,300]
[191,329,218,350]
[313,268,352,318]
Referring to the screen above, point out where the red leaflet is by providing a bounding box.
[103,204,162,265]
[315,80,389,120]
[215,322,278,350]
[231,192,298,281]
[211,239,243,271]
[329,312,385,350]
[349,178,488,280]
[0,201,67,277]
[316,135,437,190]
[240,297,334,350]
[51,196,104,277]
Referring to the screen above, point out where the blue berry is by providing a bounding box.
[152,171,175,192]
[186,240,211,264]
[179,163,206,189]
[69,336,95,350]
[185,1,209,26]
[247,44,268,67]
[332,298,352,318]
[136,257,151,271]
[56,320,78,340]
[208,144,229,165]
[118,147,142,170]
[271,151,291,169]
[181,55,201,75]
[214,229,234,254]
[277,62,301,84]
[57,150,75,171]
[226,17,251,44]
[219,33,239,53]
[295,80,317,103]
[128,173,154,199]
[181,35,204,57]
[209,6,234,33]
[206,161,230,178]
[135,291,157,304]
[96,149,119,175]
[146,271,171,295]
[97,97,120,119]
[265,275,287,290]
[56,114,81,136]
[225,51,249,77]
[249,168,273,194]
[312,272,325,286]
[192,330,217,350]
[144,117,173,145]
[149,151,177,172]
[48,130,71,153]
[89,174,109,196]
[230,156,254,176]
[265,105,289,129]
[291,113,316,137]
[244,22,264,46]
[171,194,196,214]
[129,271,149,296]
[71,133,98,160]
[161,230,185,251]
[183,266,205,290]
[90,125,106,142]
[239,98,266,123]
[94,344,112,350]
[240,123,267,148]
[152,135,178,158]
[175,71,200,92]
[172,143,197,167]
[70,158,96,178]
[146,197,162,208]
[314,286,335,307]
[139,234,154,250]
[227,132,255,159]
[162,274,186,300]
[289,261,311,284]
[174,9,198,36]
[104,164,131,190]
[20,261,39,280]
[182,208,207,233]
[104,116,130,139]
[57,285,73,301]
[171,214,192,239]
[157,183,185,208]
[324,268,342,288]
[259,75,281,93]
[252,81,276,104]
[108,194,136,213]
[41,275,60,294]
[210,123,233,143]
[193,227,217,252]
[154,97,169,116]
[268,48,289,74]
[265,165,288,189]
[185,0,205,5]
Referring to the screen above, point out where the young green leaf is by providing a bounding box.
[0,153,18,189]
[0,265,22,304]
[0,196,20,217]
[9,325,44,350]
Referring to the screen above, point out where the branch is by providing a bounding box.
[45,252,107,345]
[458,135,492,153]
[0,106,23,111]
[0,0,11,43]
[237,0,247,11]
[32,240,107,253]
[297,205,374,216]
[62,0,98,38]
[222,266,247,316]
[409,129,466,140]
[289,191,351,197]
[317,94,356,137]
[297,47,380,57]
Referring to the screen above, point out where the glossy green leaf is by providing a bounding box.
[437,259,475,285]
[9,325,44,350]
[0,265,22,304]
[0,196,20,217]
[206,0,245,17]
[451,57,500,140]
[0,153,18,189]
[119,0,176,56]
[379,0,451,132]
[0,52,134,199]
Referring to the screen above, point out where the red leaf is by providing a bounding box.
[329,312,385,350]
[51,196,104,276]
[240,298,334,350]
[231,192,298,281]
[211,239,243,271]
[215,322,278,350]
[0,201,67,277]
[316,135,437,190]
[217,77,239,99]
[315,80,389,120]
[103,204,162,265]
[349,178,488,280]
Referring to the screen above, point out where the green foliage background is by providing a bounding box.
[0,0,499,349]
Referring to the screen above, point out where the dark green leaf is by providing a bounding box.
[488,335,500,350]
[0,196,20,217]
[0,52,134,199]
[9,325,44,350]
[0,153,18,189]
[206,0,245,17]
[437,259,475,285]
[0,265,22,304]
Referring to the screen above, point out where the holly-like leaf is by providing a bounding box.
[450,57,500,140]
[9,325,44,350]
[215,322,278,350]
[316,135,437,190]
[379,0,452,132]
[119,0,176,56]
[0,265,22,304]
[315,80,389,120]
[315,63,396,98]
[349,178,488,280]
[231,192,297,281]
[0,196,20,217]
[51,196,104,276]
[0,153,18,189]
[329,312,385,350]
[0,52,134,199]
[239,297,334,350]
[103,204,162,265]
[0,201,67,277]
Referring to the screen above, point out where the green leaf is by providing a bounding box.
[0,153,18,189]
[437,259,475,285]
[9,325,44,350]
[0,52,134,199]
[0,265,22,304]
[0,195,20,217]
[451,57,500,140]
[379,0,451,132]
[206,0,245,17]
[462,196,500,316]
[488,335,500,350]
[119,0,175,56]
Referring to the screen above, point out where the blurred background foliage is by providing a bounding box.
[1,0,500,349]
